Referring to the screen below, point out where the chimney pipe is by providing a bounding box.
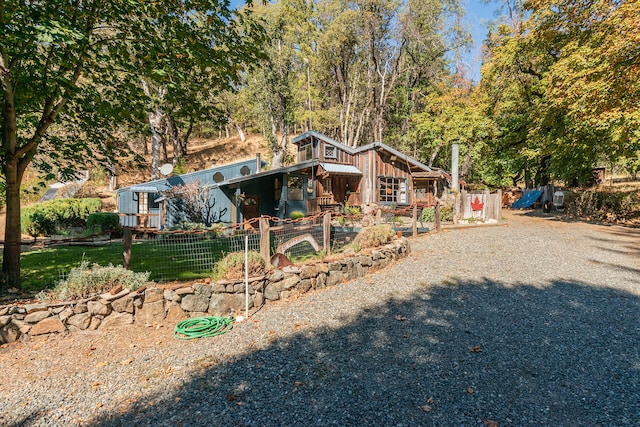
[256,153,261,172]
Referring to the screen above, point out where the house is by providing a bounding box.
[116,157,265,229]
[117,131,452,229]
[217,131,448,222]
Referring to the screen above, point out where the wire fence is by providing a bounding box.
[20,203,435,288]
[143,204,434,282]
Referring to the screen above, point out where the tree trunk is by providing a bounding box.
[2,161,22,290]
[142,80,167,180]
[235,124,246,142]
[148,107,164,180]
[1,85,23,289]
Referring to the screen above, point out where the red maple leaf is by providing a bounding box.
[471,196,484,211]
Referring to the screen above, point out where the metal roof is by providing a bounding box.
[319,163,362,175]
[129,186,158,192]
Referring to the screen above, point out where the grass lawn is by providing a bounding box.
[18,239,218,291]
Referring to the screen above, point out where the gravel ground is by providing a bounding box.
[1,211,639,426]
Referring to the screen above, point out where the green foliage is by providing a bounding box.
[86,212,121,234]
[420,207,435,222]
[344,203,361,216]
[52,261,150,300]
[566,190,640,223]
[353,224,396,250]
[421,203,453,223]
[212,251,265,281]
[21,198,102,237]
[289,211,305,220]
[173,158,188,175]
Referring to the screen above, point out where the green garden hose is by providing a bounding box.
[174,316,234,340]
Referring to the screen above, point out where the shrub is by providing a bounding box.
[21,198,102,236]
[566,190,640,222]
[353,224,396,250]
[420,206,453,222]
[344,202,361,216]
[289,210,305,220]
[86,212,121,234]
[212,251,265,281]
[53,261,150,300]
[25,211,56,238]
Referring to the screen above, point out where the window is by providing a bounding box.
[321,177,332,194]
[299,143,313,161]
[149,193,160,209]
[324,145,337,159]
[287,176,304,201]
[138,192,149,214]
[274,177,282,201]
[379,177,407,203]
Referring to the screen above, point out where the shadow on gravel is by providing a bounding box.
[83,279,639,427]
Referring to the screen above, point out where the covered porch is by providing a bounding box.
[308,163,362,214]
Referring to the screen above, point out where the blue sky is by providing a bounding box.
[464,0,501,82]
[231,0,501,83]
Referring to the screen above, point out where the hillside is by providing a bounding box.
[2,134,271,241]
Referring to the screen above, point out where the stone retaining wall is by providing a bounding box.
[0,238,410,344]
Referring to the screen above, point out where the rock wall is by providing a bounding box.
[0,239,410,344]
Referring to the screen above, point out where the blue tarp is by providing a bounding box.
[511,190,543,209]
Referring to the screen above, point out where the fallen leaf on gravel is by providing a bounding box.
[120,358,134,366]
[227,393,236,401]
[96,361,108,368]
[420,405,432,412]
[484,419,499,427]
[293,381,304,391]
[83,351,93,357]
[427,397,434,404]
[469,345,482,352]
[96,402,103,408]
[467,387,475,394]
[395,315,408,321]
[293,323,301,330]
[91,382,101,388]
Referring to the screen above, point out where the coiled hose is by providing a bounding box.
[174,316,234,340]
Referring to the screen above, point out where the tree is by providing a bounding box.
[0,0,265,289]
[479,0,640,186]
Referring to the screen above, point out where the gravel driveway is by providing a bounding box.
[1,211,639,426]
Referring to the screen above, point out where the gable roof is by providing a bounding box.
[292,131,432,173]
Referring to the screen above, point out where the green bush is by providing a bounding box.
[21,198,102,236]
[566,190,640,222]
[53,261,150,300]
[289,210,305,220]
[353,224,396,250]
[86,212,121,234]
[420,206,454,222]
[25,211,56,238]
[212,251,265,281]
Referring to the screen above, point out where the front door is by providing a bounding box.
[241,195,260,228]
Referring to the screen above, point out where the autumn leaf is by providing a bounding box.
[467,387,475,394]
[484,419,499,427]
[420,405,432,412]
[395,315,408,321]
[120,358,134,366]
[469,345,482,353]
[227,393,236,401]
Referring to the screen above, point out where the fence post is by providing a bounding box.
[435,201,441,232]
[259,217,270,266]
[123,227,132,269]
[412,204,418,238]
[376,208,382,225]
[323,213,331,256]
